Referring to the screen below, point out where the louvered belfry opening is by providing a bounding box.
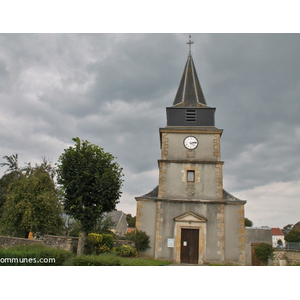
[185,109,196,122]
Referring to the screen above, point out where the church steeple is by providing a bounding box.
[166,36,216,127]
[173,36,207,108]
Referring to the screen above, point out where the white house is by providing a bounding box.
[272,228,285,248]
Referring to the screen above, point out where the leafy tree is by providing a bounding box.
[254,243,274,265]
[282,224,293,233]
[66,215,116,237]
[284,230,300,242]
[0,172,19,219]
[0,154,21,217]
[0,154,19,173]
[126,214,136,227]
[65,218,82,237]
[57,137,123,255]
[92,215,116,234]
[126,229,150,252]
[245,217,253,227]
[0,166,64,237]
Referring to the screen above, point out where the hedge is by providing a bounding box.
[68,254,121,266]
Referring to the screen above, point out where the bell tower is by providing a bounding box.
[158,36,224,202]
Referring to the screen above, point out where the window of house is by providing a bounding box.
[187,170,195,182]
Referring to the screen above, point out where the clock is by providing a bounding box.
[184,136,198,150]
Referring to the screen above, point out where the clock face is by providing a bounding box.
[184,136,198,150]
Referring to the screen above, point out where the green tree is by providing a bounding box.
[0,154,19,173]
[126,214,136,227]
[245,217,253,227]
[126,229,150,253]
[0,154,20,218]
[283,224,293,232]
[0,172,19,219]
[254,243,274,265]
[57,137,123,255]
[0,166,63,237]
[92,215,116,234]
[284,230,300,242]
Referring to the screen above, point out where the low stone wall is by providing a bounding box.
[43,235,78,252]
[113,240,135,247]
[0,235,133,253]
[273,249,300,266]
[0,235,78,252]
[0,235,43,249]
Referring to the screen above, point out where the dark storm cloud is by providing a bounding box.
[0,33,299,227]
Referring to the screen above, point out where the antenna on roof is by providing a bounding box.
[186,34,194,55]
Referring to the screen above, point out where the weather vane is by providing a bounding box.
[186,34,194,55]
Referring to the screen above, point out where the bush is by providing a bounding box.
[68,254,121,266]
[101,234,114,250]
[98,244,111,254]
[254,243,274,265]
[118,245,138,257]
[0,244,72,266]
[88,233,103,245]
[85,233,114,254]
[285,230,300,242]
[125,230,150,252]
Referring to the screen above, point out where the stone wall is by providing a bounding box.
[0,235,78,252]
[0,235,43,248]
[273,249,300,266]
[113,240,135,247]
[0,235,135,253]
[43,235,78,252]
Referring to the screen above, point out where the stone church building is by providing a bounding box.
[135,38,247,265]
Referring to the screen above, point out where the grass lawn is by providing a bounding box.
[118,256,172,266]
[0,244,172,266]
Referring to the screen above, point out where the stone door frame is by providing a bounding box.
[173,211,207,264]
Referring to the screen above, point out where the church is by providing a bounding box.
[135,37,247,265]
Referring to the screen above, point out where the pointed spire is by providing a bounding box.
[172,36,207,108]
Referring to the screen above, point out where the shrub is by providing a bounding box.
[126,230,150,252]
[88,233,103,245]
[0,244,72,266]
[68,254,121,266]
[254,243,274,265]
[101,234,114,250]
[285,230,300,242]
[98,244,111,254]
[118,245,138,257]
[85,233,114,254]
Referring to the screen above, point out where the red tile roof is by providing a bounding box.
[126,227,136,234]
[272,228,283,236]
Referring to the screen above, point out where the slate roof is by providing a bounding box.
[222,189,246,203]
[172,53,208,108]
[292,221,300,232]
[140,185,158,198]
[138,185,246,203]
[106,210,125,228]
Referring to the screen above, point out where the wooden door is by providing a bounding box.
[180,229,199,264]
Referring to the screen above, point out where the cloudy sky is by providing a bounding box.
[0,33,299,229]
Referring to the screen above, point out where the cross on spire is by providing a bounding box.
[186,35,194,55]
